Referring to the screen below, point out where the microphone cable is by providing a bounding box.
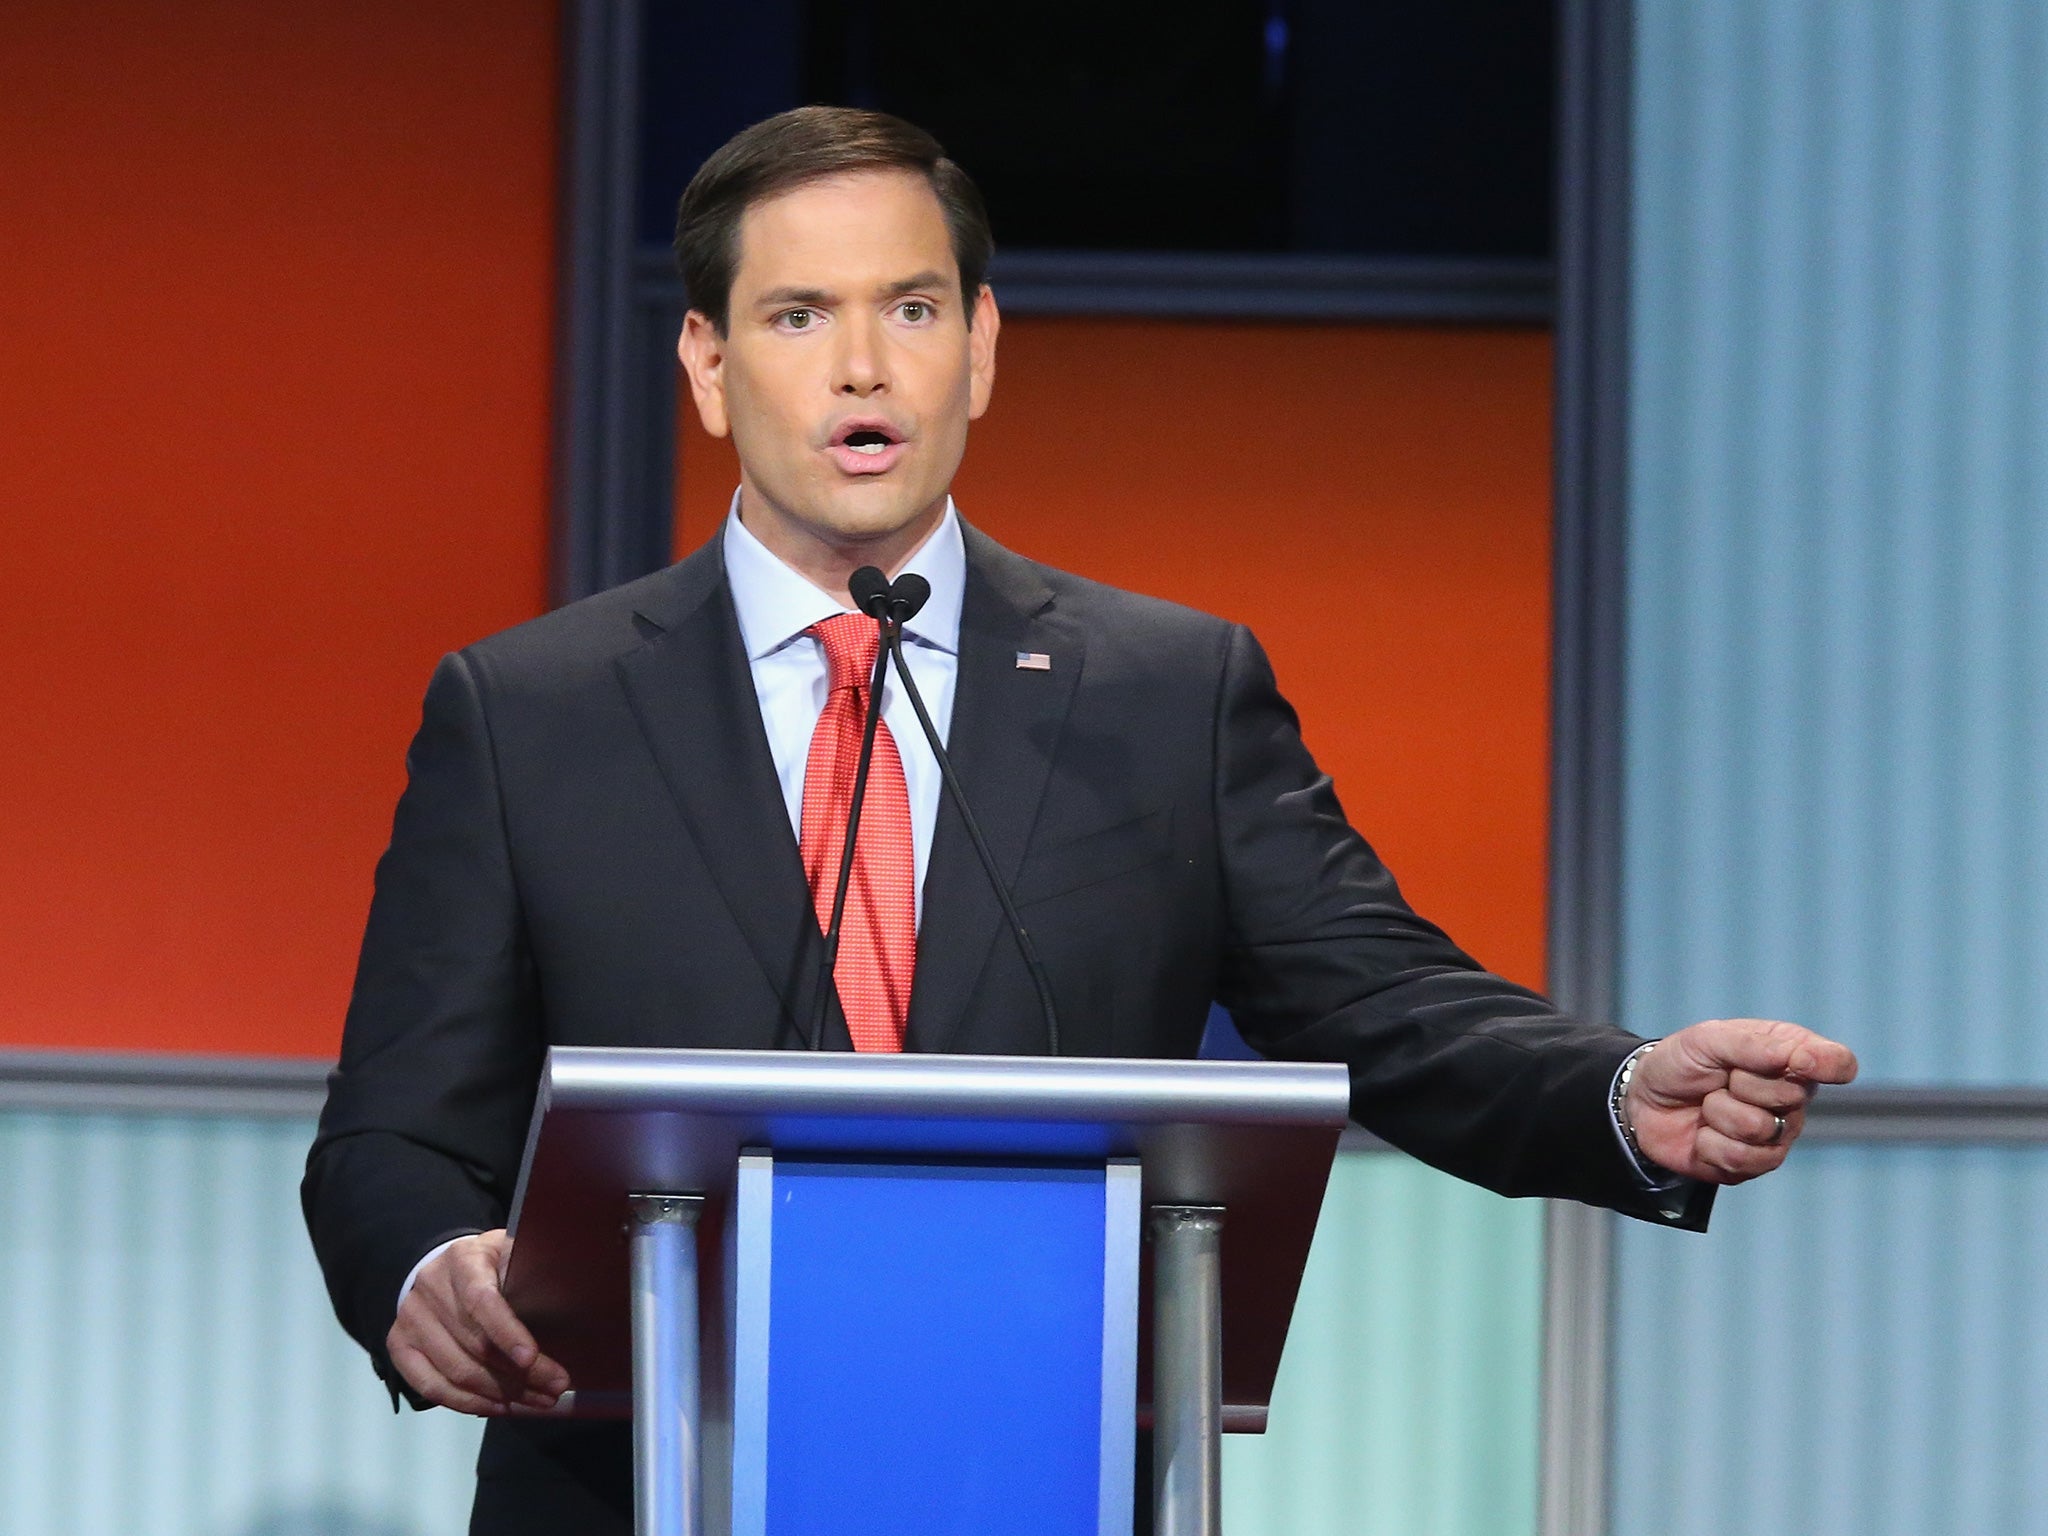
[876,572,1063,1056]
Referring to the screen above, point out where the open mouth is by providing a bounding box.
[833,421,903,454]
[826,419,909,474]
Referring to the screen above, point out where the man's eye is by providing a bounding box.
[781,308,816,330]
[899,301,929,323]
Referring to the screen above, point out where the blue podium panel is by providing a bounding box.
[758,1160,1120,1536]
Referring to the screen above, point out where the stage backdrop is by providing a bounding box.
[0,0,556,1057]
[1613,6,2048,1534]
[2,7,1557,1534]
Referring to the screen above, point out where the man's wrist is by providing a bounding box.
[395,1230,483,1315]
[1610,1040,1681,1188]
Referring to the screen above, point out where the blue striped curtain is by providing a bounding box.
[1616,2,2048,1531]
[1225,1152,1543,1536]
[0,1112,480,1536]
[1625,0,2048,1083]
[1613,1145,2048,1536]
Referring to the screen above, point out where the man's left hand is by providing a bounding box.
[1625,1018,1859,1184]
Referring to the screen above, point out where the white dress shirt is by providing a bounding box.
[721,495,963,928]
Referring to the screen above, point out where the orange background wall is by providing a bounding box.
[0,2,558,1056]
[678,320,1555,990]
[1,5,1549,1058]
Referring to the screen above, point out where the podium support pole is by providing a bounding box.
[629,1193,705,1536]
[1150,1205,1225,1536]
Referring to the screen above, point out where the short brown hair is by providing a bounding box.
[673,106,993,334]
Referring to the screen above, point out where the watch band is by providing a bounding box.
[1612,1039,1663,1172]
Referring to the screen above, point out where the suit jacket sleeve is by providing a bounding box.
[301,648,547,1389]
[1210,624,1710,1229]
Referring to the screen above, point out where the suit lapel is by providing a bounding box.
[906,527,1083,1054]
[613,542,845,1049]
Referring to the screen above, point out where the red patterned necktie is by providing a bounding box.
[799,612,916,1051]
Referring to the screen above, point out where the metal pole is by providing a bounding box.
[630,1193,705,1536]
[1150,1204,1225,1536]
[1544,5,1636,1531]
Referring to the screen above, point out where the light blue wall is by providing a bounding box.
[0,1112,480,1536]
[1225,1152,1543,1536]
[1625,0,2048,1083]
[1612,1145,2048,1536]
[1617,2,2048,1530]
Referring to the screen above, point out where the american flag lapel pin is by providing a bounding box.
[1015,651,1052,671]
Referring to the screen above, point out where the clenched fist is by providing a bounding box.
[1624,1017,1859,1184]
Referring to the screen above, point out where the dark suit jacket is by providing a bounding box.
[304,524,1708,1530]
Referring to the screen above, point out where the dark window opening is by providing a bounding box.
[639,1,1554,263]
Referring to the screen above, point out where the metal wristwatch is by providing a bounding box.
[1612,1039,1662,1172]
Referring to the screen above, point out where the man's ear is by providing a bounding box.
[967,284,1000,422]
[677,309,731,439]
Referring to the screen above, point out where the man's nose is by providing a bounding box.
[832,313,889,396]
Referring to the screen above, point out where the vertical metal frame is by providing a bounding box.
[728,1151,775,1536]
[1098,1160,1142,1536]
[1543,2,1635,1534]
[552,0,675,605]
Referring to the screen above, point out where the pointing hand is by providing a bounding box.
[1624,1018,1859,1183]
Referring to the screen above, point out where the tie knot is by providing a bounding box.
[810,611,879,694]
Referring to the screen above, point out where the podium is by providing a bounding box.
[502,1047,1350,1536]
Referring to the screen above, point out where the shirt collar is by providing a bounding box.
[722,492,966,661]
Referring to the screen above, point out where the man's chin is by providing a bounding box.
[737,478,949,572]
[805,487,947,547]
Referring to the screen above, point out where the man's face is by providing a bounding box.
[679,169,998,582]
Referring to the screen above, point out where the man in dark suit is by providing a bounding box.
[304,107,1856,1532]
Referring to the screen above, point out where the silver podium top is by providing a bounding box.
[503,1047,1351,1430]
[533,1044,1346,1124]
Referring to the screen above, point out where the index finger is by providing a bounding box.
[460,1269,548,1375]
[1786,1036,1859,1085]
[1694,1020,1858,1084]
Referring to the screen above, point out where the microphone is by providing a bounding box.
[874,574,1062,1055]
[884,572,930,626]
[806,565,897,1049]
[849,564,893,621]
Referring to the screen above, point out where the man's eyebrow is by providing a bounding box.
[879,270,951,298]
[749,272,953,310]
[752,285,836,309]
